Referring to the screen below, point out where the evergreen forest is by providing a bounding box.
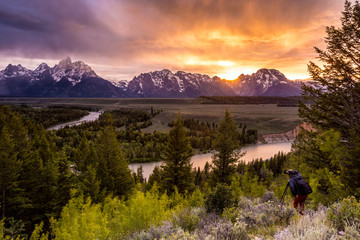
[1,1,360,239]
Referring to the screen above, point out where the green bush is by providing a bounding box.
[172,207,203,232]
[53,189,173,239]
[327,196,360,231]
[205,184,234,215]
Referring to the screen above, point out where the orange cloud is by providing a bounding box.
[0,0,346,80]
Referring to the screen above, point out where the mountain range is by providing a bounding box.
[0,57,304,98]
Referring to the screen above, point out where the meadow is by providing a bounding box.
[0,97,301,135]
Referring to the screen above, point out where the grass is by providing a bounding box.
[0,97,301,135]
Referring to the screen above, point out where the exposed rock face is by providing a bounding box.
[259,122,314,143]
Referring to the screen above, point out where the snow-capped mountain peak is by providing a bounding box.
[57,56,72,70]
[2,64,32,77]
[126,69,234,97]
[35,63,50,74]
[0,58,304,98]
[228,68,301,96]
[50,57,98,84]
[111,80,129,90]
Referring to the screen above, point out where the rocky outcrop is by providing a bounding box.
[259,122,313,143]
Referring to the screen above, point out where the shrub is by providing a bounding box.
[188,188,205,207]
[205,184,234,215]
[274,206,337,240]
[172,207,204,232]
[103,189,172,237]
[130,221,176,240]
[194,213,249,240]
[235,196,294,230]
[52,197,110,240]
[327,196,360,231]
[53,189,173,239]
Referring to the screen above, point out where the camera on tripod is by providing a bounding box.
[284,170,297,175]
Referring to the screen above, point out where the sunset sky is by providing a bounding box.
[0,0,348,81]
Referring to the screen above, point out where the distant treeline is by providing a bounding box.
[200,96,313,105]
[10,105,90,128]
[169,118,258,151]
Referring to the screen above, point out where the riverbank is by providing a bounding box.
[47,111,102,130]
[258,122,312,143]
[129,142,292,180]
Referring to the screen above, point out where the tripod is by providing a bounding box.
[280,182,289,209]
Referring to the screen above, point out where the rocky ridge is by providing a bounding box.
[0,58,304,97]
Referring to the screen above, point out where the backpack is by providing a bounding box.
[296,179,313,195]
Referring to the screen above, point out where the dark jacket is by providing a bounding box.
[288,172,304,196]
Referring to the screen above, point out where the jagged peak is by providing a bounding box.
[153,69,173,75]
[35,62,50,72]
[5,63,24,70]
[257,68,277,72]
[4,63,30,74]
[4,64,15,70]
[256,68,285,77]
[57,56,72,69]
[176,70,187,75]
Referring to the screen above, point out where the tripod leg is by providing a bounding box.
[280,183,289,209]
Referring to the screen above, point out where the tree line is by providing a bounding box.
[169,117,258,151]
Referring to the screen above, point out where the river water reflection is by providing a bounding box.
[48,113,293,180]
[129,142,292,180]
[47,112,102,130]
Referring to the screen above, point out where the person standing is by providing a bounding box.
[286,169,309,215]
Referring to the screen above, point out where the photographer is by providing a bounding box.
[284,169,311,215]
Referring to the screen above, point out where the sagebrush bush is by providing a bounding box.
[327,196,360,231]
[274,207,338,239]
[194,213,248,240]
[225,195,294,232]
[130,221,176,240]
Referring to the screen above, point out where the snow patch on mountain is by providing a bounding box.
[227,68,302,96]
[50,57,97,84]
[0,64,32,78]
[111,80,129,89]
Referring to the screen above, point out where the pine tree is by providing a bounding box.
[299,0,360,140]
[0,127,21,219]
[147,166,162,189]
[137,166,145,183]
[21,128,60,223]
[211,110,242,185]
[296,1,360,192]
[96,126,134,197]
[0,107,28,220]
[80,165,103,203]
[161,114,194,194]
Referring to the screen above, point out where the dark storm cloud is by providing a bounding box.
[0,7,50,32]
[0,0,115,58]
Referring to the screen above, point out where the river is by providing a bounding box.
[47,112,293,180]
[47,112,102,130]
[129,142,292,180]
